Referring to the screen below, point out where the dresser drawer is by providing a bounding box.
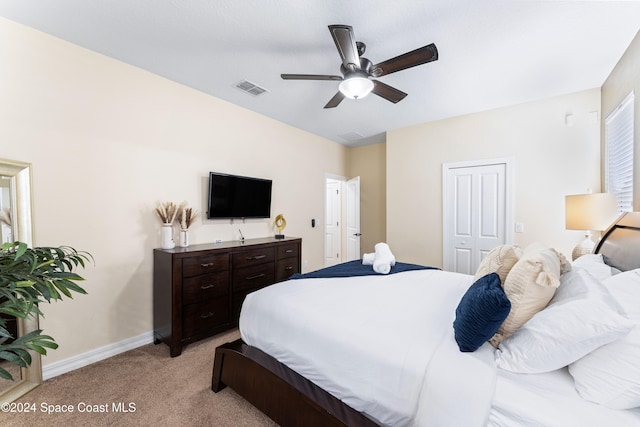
[182,253,229,278]
[182,271,229,304]
[232,247,275,269]
[233,262,275,292]
[276,258,299,282]
[182,297,229,338]
[277,243,299,259]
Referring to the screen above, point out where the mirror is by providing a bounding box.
[0,158,40,403]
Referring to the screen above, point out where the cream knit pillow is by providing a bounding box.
[474,245,523,284]
[490,243,568,347]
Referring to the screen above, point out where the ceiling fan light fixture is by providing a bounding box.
[282,25,438,108]
[339,74,374,99]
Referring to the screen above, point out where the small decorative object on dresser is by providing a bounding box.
[274,213,287,239]
[178,203,198,248]
[153,236,301,356]
[155,201,178,249]
[160,224,174,250]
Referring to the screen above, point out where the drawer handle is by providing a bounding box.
[200,262,215,268]
[246,273,266,280]
[285,249,293,253]
[200,312,215,319]
[285,266,293,271]
[246,254,267,261]
[201,284,215,290]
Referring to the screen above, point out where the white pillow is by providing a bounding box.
[605,269,640,319]
[568,269,640,409]
[572,253,615,282]
[572,253,604,266]
[496,268,633,374]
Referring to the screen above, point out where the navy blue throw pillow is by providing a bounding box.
[453,273,511,352]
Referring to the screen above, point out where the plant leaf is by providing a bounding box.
[15,242,28,259]
[0,242,93,373]
[0,366,14,380]
[0,350,28,367]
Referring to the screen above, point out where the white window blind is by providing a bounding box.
[605,91,634,213]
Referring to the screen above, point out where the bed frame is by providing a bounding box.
[212,212,640,427]
[595,212,640,271]
[211,339,378,427]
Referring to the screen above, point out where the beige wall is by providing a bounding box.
[601,30,640,210]
[347,142,386,255]
[387,89,602,267]
[0,18,348,364]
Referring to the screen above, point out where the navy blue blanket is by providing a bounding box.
[290,260,438,280]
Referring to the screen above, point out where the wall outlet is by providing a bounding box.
[515,223,525,233]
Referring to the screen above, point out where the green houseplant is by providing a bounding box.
[0,241,92,380]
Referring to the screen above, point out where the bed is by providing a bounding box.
[212,212,640,427]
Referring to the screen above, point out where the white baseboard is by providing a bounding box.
[42,331,155,380]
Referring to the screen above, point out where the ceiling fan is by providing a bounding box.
[281,25,438,109]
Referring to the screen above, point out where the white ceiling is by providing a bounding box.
[1,1,639,146]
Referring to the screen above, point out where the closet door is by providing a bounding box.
[443,159,513,274]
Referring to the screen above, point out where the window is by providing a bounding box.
[605,91,634,213]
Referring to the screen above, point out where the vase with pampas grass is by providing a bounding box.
[155,201,178,249]
[178,203,199,248]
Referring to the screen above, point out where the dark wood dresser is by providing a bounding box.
[153,236,301,356]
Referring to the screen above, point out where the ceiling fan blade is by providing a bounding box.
[281,74,343,81]
[371,43,438,77]
[328,25,360,71]
[324,91,345,109]
[372,80,407,104]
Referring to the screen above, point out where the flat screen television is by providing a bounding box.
[207,172,272,219]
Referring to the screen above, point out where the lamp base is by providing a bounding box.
[572,234,595,261]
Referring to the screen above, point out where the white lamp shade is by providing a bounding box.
[339,75,374,99]
[565,193,618,231]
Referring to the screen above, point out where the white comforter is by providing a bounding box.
[239,269,496,427]
[489,368,640,427]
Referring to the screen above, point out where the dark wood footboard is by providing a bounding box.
[212,339,379,427]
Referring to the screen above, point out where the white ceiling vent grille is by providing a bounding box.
[339,132,364,142]
[234,80,268,96]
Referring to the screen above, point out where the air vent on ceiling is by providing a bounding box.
[234,80,268,96]
[339,132,364,142]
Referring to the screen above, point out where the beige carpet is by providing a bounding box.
[3,329,278,426]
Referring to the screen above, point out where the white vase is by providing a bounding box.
[179,228,189,248]
[161,223,175,249]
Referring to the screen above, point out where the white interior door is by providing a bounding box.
[443,159,513,274]
[345,176,361,261]
[325,178,341,267]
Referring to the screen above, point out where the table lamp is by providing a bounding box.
[565,193,618,260]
